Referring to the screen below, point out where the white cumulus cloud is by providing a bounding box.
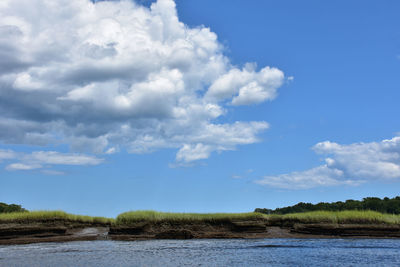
[206,64,284,105]
[0,0,286,163]
[257,136,400,189]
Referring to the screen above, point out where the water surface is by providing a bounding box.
[1,239,400,266]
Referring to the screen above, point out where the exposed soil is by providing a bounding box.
[2,219,400,245]
[291,223,400,237]
[109,220,270,240]
[0,222,109,245]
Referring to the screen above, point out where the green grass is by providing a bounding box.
[2,210,400,226]
[0,211,113,224]
[268,210,400,224]
[116,210,266,225]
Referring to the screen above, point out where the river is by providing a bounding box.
[1,238,400,266]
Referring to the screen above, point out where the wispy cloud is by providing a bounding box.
[0,149,16,161]
[2,149,103,172]
[6,163,42,171]
[257,165,363,190]
[231,169,255,179]
[27,151,104,166]
[40,169,67,176]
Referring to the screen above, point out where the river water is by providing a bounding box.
[1,239,400,266]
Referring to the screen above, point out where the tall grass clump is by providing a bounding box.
[271,210,400,225]
[116,210,266,225]
[0,210,113,224]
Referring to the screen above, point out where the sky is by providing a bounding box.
[0,0,400,217]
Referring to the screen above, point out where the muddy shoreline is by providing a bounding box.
[2,220,400,245]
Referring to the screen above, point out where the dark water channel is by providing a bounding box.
[1,238,400,266]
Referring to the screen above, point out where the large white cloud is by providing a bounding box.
[314,137,400,179]
[256,136,400,189]
[0,0,285,163]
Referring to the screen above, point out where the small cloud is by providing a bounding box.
[176,143,214,163]
[231,169,255,179]
[105,147,118,154]
[169,161,207,168]
[6,163,42,171]
[2,149,104,172]
[28,151,104,166]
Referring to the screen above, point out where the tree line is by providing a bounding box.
[255,196,400,215]
[0,202,27,213]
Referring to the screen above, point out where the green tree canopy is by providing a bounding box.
[255,196,400,215]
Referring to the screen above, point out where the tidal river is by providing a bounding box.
[1,239,400,266]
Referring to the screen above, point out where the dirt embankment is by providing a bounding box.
[2,219,400,245]
[109,219,400,240]
[109,220,269,240]
[0,221,109,245]
[291,223,400,237]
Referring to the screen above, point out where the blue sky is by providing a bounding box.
[0,0,399,217]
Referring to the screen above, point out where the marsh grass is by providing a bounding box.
[116,210,266,225]
[2,210,400,226]
[116,210,400,225]
[0,211,113,224]
[269,210,400,224]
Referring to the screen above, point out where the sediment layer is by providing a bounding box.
[109,220,269,240]
[0,222,109,245]
[2,219,400,245]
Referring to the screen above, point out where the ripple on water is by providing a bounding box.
[1,239,400,267]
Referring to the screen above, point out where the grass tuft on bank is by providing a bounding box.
[268,210,400,224]
[116,211,266,225]
[0,211,113,224]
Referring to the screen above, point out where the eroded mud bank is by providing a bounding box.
[2,219,400,245]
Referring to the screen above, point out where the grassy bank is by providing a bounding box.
[2,210,400,226]
[115,210,400,225]
[269,210,400,225]
[115,211,266,225]
[0,211,113,224]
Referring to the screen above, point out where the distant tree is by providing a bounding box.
[0,202,27,213]
[254,208,273,214]
[362,197,382,212]
[254,196,400,215]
